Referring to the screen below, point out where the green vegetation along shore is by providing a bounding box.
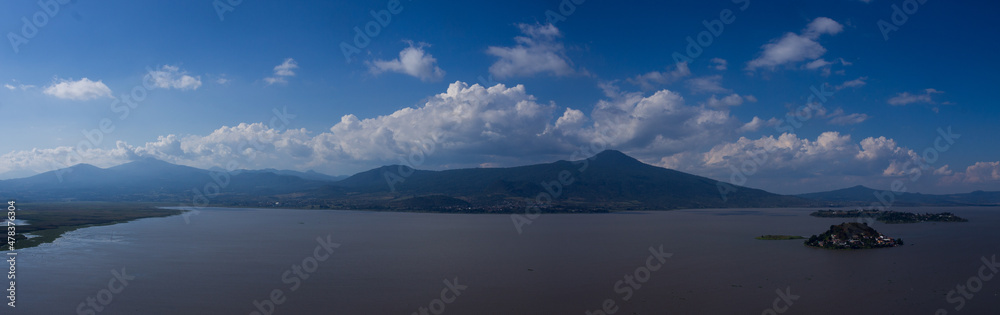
[6,202,182,250]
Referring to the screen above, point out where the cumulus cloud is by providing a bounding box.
[941,162,1000,184]
[746,17,843,71]
[149,65,202,90]
[802,17,844,39]
[627,62,690,90]
[557,89,740,157]
[933,165,953,176]
[0,141,139,174]
[265,58,298,85]
[487,23,576,79]
[888,88,943,105]
[43,77,112,101]
[737,116,779,133]
[962,162,1000,183]
[657,131,940,193]
[368,42,446,81]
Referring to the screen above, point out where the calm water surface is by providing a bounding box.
[14,207,1000,314]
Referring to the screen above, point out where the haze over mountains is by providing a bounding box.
[1,151,997,211]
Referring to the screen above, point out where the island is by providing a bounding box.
[810,209,967,224]
[755,235,805,240]
[805,222,903,249]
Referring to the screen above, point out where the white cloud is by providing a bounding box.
[802,17,844,39]
[685,75,730,94]
[737,116,779,133]
[836,76,867,90]
[43,77,112,101]
[265,58,298,85]
[627,62,690,90]
[368,42,446,81]
[3,81,34,91]
[746,17,843,71]
[656,131,940,193]
[487,23,576,79]
[941,162,1000,184]
[554,88,740,157]
[710,58,728,70]
[888,88,943,105]
[0,141,139,173]
[963,162,1000,183]
[933,165,953,176]
[149,65,202,90]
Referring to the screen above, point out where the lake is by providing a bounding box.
[14,207,1000,314]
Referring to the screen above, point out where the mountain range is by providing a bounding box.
[1,151,997,211]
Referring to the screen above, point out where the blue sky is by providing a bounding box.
[1,0,998,194]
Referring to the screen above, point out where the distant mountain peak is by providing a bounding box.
[69,163,100,170]
[591,150,645,166]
